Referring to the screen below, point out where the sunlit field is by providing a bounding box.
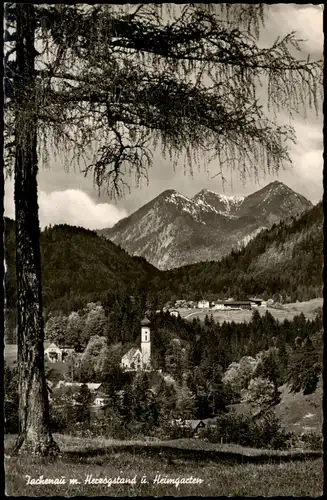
[179,298,322,323]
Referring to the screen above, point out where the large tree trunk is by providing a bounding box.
[14,4,59,456]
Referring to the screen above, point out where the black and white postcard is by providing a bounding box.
[3,3,323,497]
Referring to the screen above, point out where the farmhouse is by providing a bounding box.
[183,419,206,432]
[172,419,206,434]
[44,342,62,363]
[198,300,210,309]
[248,297,265,307]
[212,301,225,310]
[44,342,76,363]
[93,385,111,407]
[223,300,252,310]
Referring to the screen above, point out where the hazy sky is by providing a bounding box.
[4,4,323,230]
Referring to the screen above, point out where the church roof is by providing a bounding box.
[121,347,142,362]
[45,342,61,351]
[141,317,151,326]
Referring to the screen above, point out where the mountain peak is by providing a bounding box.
[101,182,313,270]
[193,189,245,214]
[160,189,179,198]
[194,188,217,197]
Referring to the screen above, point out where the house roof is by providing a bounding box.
[44,341,53,351]
[86,383,102,391]
[45,342,61,351]
[183,420,206,429]
[141,317,151,326]
[55,381,101,391]
[223,300,251,305]
[121,347,142,362]
[202,417,218,425]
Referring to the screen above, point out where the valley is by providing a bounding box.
[5,195,323,500]
[4,3,323,495]
[5,185,323,476]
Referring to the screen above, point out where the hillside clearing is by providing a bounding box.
[179,298,322,323]
[231,379,323,436]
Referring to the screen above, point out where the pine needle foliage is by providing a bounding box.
[4,3,322,197]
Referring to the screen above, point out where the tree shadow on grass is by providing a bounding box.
[63,443,322,466]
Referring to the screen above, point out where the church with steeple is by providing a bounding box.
[121,316,152,372]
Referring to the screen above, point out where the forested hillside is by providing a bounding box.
[4,219,159,314]
[4,202,322,319]
[160,201,323,303]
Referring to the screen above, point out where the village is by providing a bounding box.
[166,297,267,316]
[41,315,217,435]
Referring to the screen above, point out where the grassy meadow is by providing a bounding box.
[180,297,322,323]
[5,434,323,497]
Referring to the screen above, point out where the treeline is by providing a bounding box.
[151,309,322,378]
[5,295,148,349]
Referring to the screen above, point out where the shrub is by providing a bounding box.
[254,411,289,450]
[300,432,323,450]
[199,410,290,450]
[50,407,70,432]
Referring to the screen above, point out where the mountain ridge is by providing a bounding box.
[160,200,323,303]
[98,181,313,269]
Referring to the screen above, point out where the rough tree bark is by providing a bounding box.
[14,3,58,455]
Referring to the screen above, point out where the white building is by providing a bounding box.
[141,316,151,369]
[121,347,143,371]
[44,342,75,363]
[213,302,225,310]
[94,396,106,407]
[198,300,210,309]
[169,309,180,318]
[44,342,62,363]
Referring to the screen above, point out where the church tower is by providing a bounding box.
[141,316,151,369]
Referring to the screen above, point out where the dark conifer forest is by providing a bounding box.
[4,201,323,315]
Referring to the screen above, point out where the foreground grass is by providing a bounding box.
[5,435,323,497]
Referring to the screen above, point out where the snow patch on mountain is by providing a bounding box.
[193,189,245,214]
[100,181,313,270]
[216,194,245,211]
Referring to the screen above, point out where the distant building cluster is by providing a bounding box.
[162,297,267,313]
[214,298,267,310]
